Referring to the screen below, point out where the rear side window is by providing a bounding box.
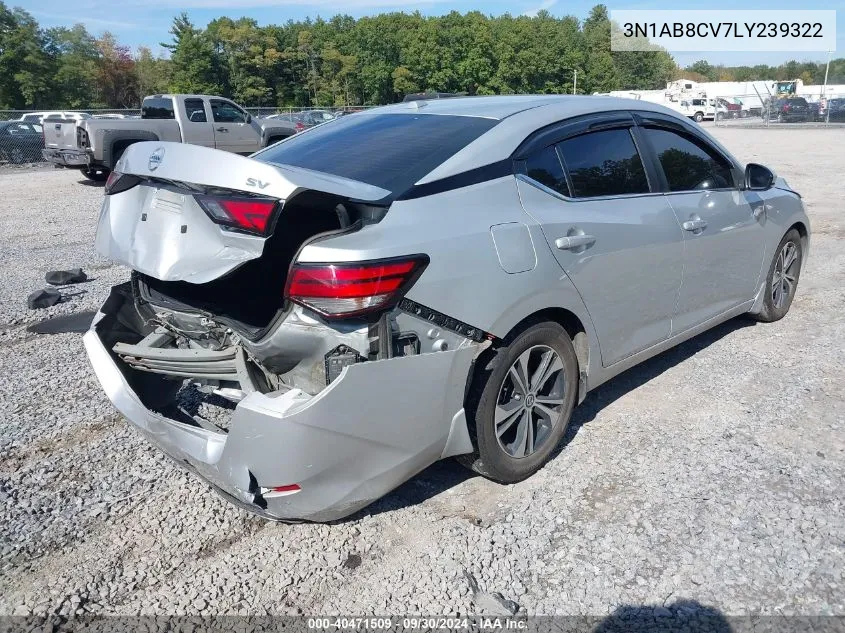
[184,99,207,123]
[255,113,497,199]
[642,127,735,191]
[518,146,569,196]
[557,128,649,198]
[142,97,175,119]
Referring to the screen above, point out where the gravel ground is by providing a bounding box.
[0,130,842,619]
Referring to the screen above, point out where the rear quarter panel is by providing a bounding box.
[86,119,181,160]
[298,176,602,371]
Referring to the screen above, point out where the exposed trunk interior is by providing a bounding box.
[136,190,378,339]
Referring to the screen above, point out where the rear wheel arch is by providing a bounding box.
[101,129,159,168]
[466,306,591,410]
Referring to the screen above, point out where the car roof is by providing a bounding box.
[377,95,587,120]
[375,95,733,184]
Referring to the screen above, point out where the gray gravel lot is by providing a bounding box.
[0,128,843,618]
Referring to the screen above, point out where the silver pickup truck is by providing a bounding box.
[42,94,296,181]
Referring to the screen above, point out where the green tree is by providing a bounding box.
[582,5,618,93]
[135,47,170,97]
[163,13,222,95]
[0,4,55,107]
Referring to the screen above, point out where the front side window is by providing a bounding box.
[642,127,735,192]
[557,128,649,198]
[184,99,207,123]
[211,100,247,123]
[518,145,568,196]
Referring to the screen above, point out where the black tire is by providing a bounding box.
[9,147,26,164]
[750,229,803,323]
[693,111,704,123]
[460,321,578,483]
[82,167,109,182]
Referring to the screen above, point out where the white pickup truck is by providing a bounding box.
[42,94,296,181]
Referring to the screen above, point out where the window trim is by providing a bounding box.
[632,113,742,193]
[514,114,660,202]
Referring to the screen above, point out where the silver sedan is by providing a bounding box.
[86,96,808,521]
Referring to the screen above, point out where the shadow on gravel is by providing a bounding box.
[593,600,731,632]
[77,179,105,187]
[26,310,96,334]
[556,316,757,455]
[359,317,757,520]
[348,458,474,522]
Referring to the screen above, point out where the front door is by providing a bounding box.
[516,124,685,366]
[636,125,766,333]
[210,99,260,154]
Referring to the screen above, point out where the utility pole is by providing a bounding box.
[823,50,831,123]
[573,69,577,95]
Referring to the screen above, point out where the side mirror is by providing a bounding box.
[745,163,774,190]
[245,114,252,124]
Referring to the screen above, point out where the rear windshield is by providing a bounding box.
[142,97,175,119]
[254,113,497,198]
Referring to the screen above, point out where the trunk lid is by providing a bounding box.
[42,119,79,150]
[118,141,390,202]
[96,142,390,284]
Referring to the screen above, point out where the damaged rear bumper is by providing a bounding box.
[84,298,481,522]
[42,148,89,167]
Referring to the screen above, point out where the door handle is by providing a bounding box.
[682,218,708,232]
[555,235,596,250]
[216,127,229,132]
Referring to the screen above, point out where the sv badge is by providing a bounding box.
[246,177,270,189]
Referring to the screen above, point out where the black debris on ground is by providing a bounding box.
[45,269,88,285]
[26,288,61,309]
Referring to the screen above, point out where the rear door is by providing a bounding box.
[634,114,765,332]
[515,114,684,366]
[210,99,259,154]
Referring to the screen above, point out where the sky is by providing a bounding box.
[22,0,844,68]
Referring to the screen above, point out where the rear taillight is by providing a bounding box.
[285,256,429,318]
[104,171,141,195]
[195,195,279,235]
[295,122,306,132]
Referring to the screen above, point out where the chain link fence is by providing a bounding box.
[713,93,845,127]
[0,105,379,166]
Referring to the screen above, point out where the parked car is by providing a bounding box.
[715,98,742,120]
[41,94,296,181]
[827,98,845,121]
[0,121,44,163]
[676,98,714,122]
[18,111,92,124]
[739,97,764,118]
[264,112,312,132]
[297,109,337,126]
[85,96,809,521]
[766,97,811,122]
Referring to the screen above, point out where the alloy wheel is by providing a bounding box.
[772,240,799,309]
[495,345,566,459]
